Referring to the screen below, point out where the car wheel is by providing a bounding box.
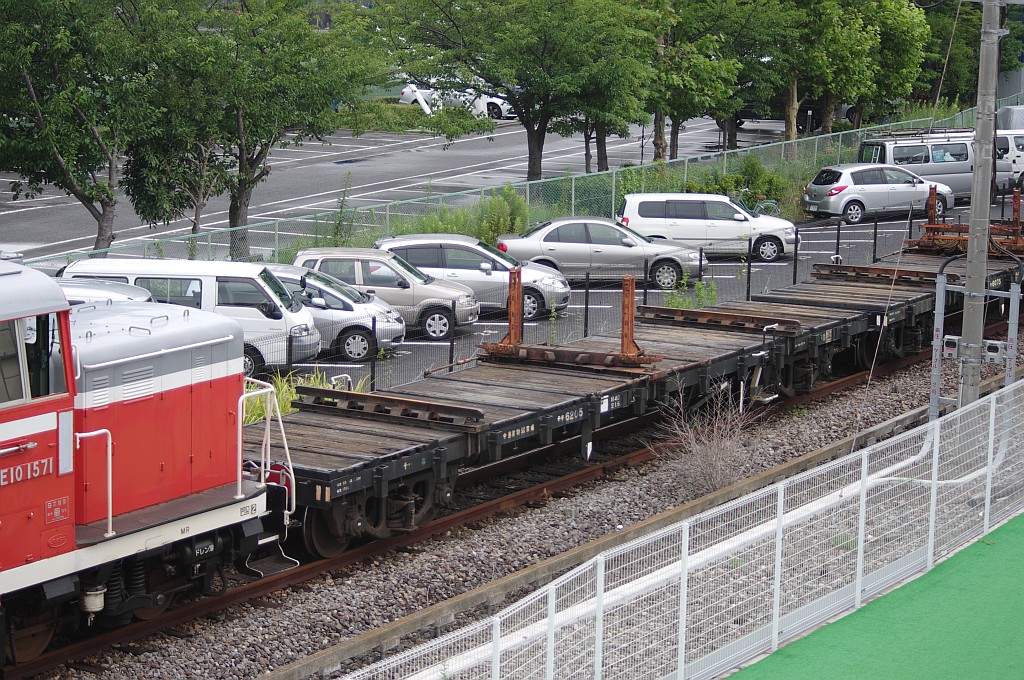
[534,259,560,272]
[487,103,502,119]
[522,289,543,321]
[651,261,682,289]
[842,201,865,224]
[243,345,265,378]
[334,328,375,362]
[754,237,783,262]
[421,307,455,341]
[933,196,947,219]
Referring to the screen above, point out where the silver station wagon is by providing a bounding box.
[803,163,955,224]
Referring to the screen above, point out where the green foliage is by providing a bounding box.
[243,370,342,425]
[663,278,717,310]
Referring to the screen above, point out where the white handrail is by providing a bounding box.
[237,378,296,519]
[75,429,114,538]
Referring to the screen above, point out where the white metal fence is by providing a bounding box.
[345,377,1024,680]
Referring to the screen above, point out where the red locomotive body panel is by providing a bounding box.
[71,309,245,525]
[0,401,77,570]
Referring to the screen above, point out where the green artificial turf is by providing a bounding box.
[730,513,1024,680]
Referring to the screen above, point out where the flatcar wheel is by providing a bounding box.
[7,613,58,663]
[303,507,351,559]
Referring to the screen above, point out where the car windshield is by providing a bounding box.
[478,240,520,266]
[260,268,301,311]
[302,269,370,303]
[386,254,431,283]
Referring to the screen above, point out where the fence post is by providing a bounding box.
[855,448,869,608]
[675,523,690,677]
[287,334,294,375]
[369,316,378,389]
[872,221,878,263]
[745,240,753,301]
[583,273,591,337]
[526,180,530,211]
[683,158,688,188]
[771,484,786,651]
[448,300,457,372]
[926,419,942,570]
[611,170,616,218]
[571,175,576,217]
[491,616,502,679]
[642,260,649,306]
[386,202,391,235]
[545,587,557,679]
[275,220,280,262]
[834,220,842,258]
[984,396,996,534]
[698,247,704,281]
[813,136,818,168]
[594,556,606,680]
[792,229,800,285]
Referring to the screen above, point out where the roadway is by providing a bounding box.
[0,116,784,261]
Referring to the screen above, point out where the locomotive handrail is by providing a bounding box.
[239,378,296,519]
[75,429,114,538]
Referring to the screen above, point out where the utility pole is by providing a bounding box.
[961,0,1006,404]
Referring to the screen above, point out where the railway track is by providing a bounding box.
[5,338,968,680]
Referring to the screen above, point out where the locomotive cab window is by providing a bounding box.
[0,314,64,407]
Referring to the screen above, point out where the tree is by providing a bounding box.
[120,3,234,253]
[0,0,160,253]
[376,0,655,181]
[855,0,928,126]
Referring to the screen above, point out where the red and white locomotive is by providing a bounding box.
[0,261,292,664]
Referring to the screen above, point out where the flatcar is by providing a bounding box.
[0,262,293,665]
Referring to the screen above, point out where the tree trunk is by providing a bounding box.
[669,117,680,159]
[783,79,800,141]
[228,185,252,262]
[653,109,667,161]
[525,125,547,182]
[91,201,117,255]
[821,91,837,135]
[583,118,594,174]
[596,122,609,172]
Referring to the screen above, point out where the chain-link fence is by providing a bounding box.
[343,376,1024,680]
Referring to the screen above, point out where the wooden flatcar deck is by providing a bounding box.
[244,252,1023,517]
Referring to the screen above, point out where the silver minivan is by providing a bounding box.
[373,234,571,321]
[292,248,479,340]
[265,264,405,362]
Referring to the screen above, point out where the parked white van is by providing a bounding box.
[857,129,1013,199]
[615,193,799,262]
[995,129,1024,187]
[57,258,321,376]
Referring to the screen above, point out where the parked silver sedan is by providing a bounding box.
[803,163,955,224]
[496,217,705,289]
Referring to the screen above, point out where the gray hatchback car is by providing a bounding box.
[803,163,955,224]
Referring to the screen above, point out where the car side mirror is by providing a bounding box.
[733,213,747,221]
[621,238,635,247]
[480,261,493,274]
[397,278,411,289]
[309,296,328,310]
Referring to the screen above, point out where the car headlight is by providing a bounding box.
[289,324,312,337]
[539,276,568,289]
[456,294,476,307]
[384,310,403,322]
[686,251,700,261]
